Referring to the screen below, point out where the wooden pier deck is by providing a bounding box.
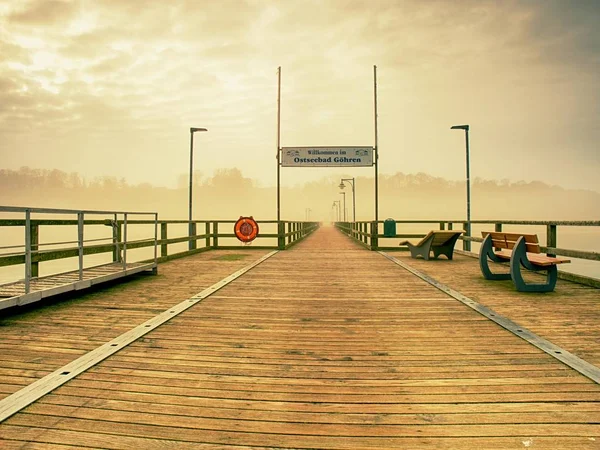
[0,226,599,449]
[0,262,157,310]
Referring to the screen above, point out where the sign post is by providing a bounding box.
[276,66,379,232]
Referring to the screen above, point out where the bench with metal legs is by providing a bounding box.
[399,230,464,261]
[479,232,570,292]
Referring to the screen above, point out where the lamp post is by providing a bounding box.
[189,127,208,250]
[338,178,355,222]
[305,208,311,221]
[339,191,346,222]
[450,124,471,251]
[332,201,341,222]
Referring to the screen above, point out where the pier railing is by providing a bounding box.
[0,207,319,286]
[0,206,159,294]
[336,219,600,288]
[158,219,319,257]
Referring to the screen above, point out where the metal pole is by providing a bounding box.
[122,213,128,270]
[188,130,194,250]
[373,65,379,225]
[465,128,471,251]
[153,213,158,266]
[25,209,31,294]
[341,192,346,222]
[351,178,356,223]
[276,66,282,223]
[78,212,84,280]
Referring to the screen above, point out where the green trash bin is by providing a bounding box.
[383,218,396,237]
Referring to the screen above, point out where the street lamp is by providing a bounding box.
[189,127,208,250]
[339,191,346,222]
[338,178,356,222]
[450,124,471,251]
[332,201,341,222]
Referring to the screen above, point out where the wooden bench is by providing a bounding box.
[479,231,570,292]
[398,230,464,261]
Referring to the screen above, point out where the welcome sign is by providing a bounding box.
[281,147,374,167]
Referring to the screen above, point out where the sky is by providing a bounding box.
[1,0,599,192]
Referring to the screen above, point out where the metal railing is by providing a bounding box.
[0,210,320,286]
[157,219,320,259]
[0,206,159,293]
[336,219,600,288]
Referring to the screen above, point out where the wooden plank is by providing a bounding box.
[2,424,598,450]
[483,231,541,253]
[391,245,600,368]
[0,228,599,448]
[381,251,600,383]
[493,249,570,266]
[0,262,157,310]
[0,251,277,421]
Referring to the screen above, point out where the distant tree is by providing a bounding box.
[177,170,203,190]
[208,168,253,192]
[46,169,67,189]
[67,172,84,189]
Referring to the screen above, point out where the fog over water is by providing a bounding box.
[1,167,598,281]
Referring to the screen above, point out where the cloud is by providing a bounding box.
[7,0,77,26]
[0,0,598,193]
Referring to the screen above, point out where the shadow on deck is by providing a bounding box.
[0,226,599,449]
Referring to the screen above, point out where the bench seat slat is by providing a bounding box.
[483,231,541,253]
[493,249,570,266]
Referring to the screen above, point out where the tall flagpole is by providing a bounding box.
[373,65,379,224]
[276,67,281,223]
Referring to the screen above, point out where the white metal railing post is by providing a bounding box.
[78,212,84,280]
[122,213,128,270]
[154,213,158,265]
[25,209,31,294]
[113,213,119,262]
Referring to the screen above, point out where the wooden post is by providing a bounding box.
[370,221,379,250]
[494,223,503,251]
[114,222,122,263]
[190,223,197,250]
[463,221,470,251]
[278,222,285,250]
[439,222,445,231]
[160,223,168,258]
[212,221,219,249]
[547,224,557,257]
[205,222,210,248]
[30,221,39,278]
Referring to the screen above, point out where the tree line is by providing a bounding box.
[1,167,598,221]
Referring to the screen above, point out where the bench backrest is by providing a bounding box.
[430,230,464,246]
[482,231,541,253]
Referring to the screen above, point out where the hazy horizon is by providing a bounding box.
[2,166,599,223]
[1,1,600,192]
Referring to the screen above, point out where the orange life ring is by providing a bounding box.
[234,216,259,243]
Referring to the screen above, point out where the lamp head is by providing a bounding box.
[339,182,345,189]
[450,125,469,131]
[190,127,208,133]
